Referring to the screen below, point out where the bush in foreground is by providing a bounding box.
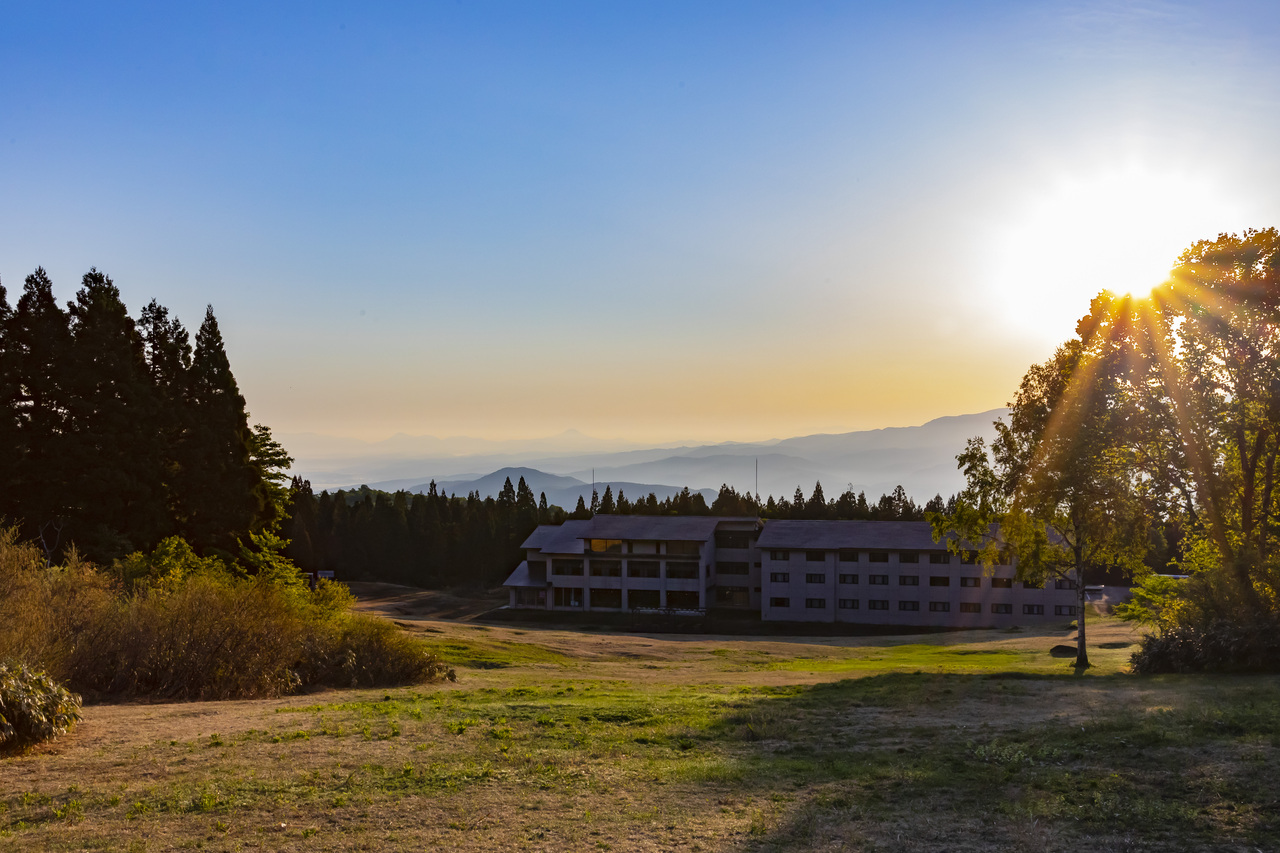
[1131,614,1280,674]
[0,528,454,701]
[0,662,82,750]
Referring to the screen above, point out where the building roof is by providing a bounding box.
[502,561,546,588]
[756,519,957,550]
[579,515,725,542]
[521,520,590,553]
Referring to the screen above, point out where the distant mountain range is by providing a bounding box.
[286,409,1008,507]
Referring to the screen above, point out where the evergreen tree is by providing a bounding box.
[4,269,74,558]
[598,485,615,514]
[179,306,264,552]
[62,269,169,559]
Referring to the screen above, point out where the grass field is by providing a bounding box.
[2,609,1277,852]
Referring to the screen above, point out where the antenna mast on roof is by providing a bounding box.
[755,457,759,502]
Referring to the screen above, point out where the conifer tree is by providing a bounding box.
[180,306,263,551]
[63,269,168,558]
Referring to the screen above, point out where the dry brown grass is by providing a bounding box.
[3,611,1276,852]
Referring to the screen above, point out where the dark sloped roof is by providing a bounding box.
[756,519,956,550]
[502,561,544,588]
[580,515,724,542]
[521,520,590,553]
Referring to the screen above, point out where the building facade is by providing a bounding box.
[504,515,762,613]
[504,516,1078,628]
[757,520,1076,627]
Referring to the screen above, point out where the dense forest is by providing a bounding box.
[282,479,951,588]
[0,268,289,566]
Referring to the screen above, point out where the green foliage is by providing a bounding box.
[0,661,82,750]
[113,535,234,592]
[0,525,453,700]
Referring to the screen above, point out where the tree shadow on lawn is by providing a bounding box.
[687,672,1280,852]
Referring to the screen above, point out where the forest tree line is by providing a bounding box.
[282,479,950,588]
[0,268,289,566]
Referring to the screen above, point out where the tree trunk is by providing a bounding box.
[1075,558,1090,668]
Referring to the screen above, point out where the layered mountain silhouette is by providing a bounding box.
[288,409,1007,506]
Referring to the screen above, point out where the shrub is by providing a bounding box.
[0,527,454,700]
[0,662,82,750]
[1130,613,1280,674]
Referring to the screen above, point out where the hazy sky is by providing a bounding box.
[4,1,1279,444]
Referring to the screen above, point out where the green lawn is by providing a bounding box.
[2,617,1276,852]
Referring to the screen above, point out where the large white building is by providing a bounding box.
[503,515,1079,627]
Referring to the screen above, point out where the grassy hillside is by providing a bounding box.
[2,615,1276,851]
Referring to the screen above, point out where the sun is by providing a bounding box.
[983,164,1250,344]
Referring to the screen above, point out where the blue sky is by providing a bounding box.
[3,1,1279,442]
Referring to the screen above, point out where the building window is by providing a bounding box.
[715,531,751,549]
[717,561,750,575]
[667,541,702,556]
[769,572,790,583]
[628,589,660,609]
[805,598,826,609]
[589,560,622,577]
[899,575,919,586]
[770,597,791,608]
[805,573,826,584]
[553,587,583,607]
[551,559,584,576]
[991,603,1012,614]
[1023,604,1045,615]
[838,599,858,609]
[929,576,950,587]
[869,574,888,585]
[627,560,660,578]
[991,577,1013,589]
[959,602,981,613]
[587,539,623,553]
[960,551,978,564]
[666,563,699,580]
[667,591,700,609]
[868,599,889,610]
[770,550,790,561]
[839,573,858,584]
[869,551,889,563]
[929,552,951,564]
[715,586,750,607]
[806,550,826,562]
[898,600,920,611]
[898,551,919,563]
[1055,605,1077,616]
[838,550,858,562]
[591,588,622,608]
[1055,579,1078,590]
[1022,579,1044,589]
[960,577,980,587]
[928,601,950,612]
[528,560,547,574]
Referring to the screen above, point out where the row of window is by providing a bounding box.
[765,572,1066,589]
[585,539,704,555]
[766,550,1008,565]
[549,559,700,579]
[766,599,1076,615]
[553,588,704,608]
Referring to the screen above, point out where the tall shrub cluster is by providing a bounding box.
[0,267,281,564]
[0,526,454,702]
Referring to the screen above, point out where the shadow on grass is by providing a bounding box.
[692,671,1280,851]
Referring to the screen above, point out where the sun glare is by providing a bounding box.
[984,165,1249,344]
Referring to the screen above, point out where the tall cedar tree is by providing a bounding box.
[63,270,169,558]
[180,307,266,552]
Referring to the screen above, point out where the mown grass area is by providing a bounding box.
[1,619,1276,851]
